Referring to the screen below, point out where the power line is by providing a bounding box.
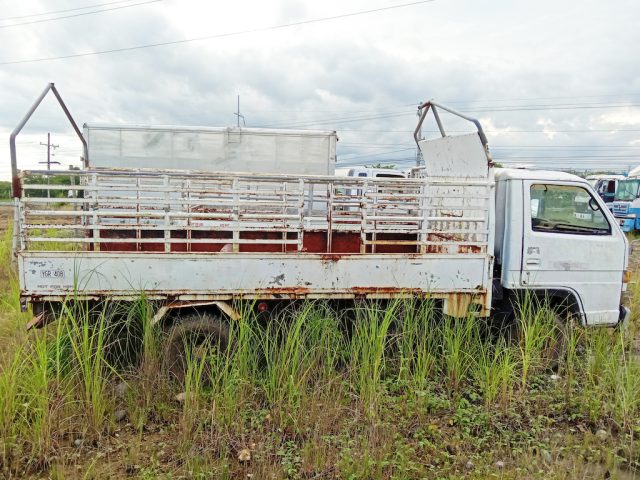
[495,156,640,160]
[491,145,640,149]
[337,128,640,133]
[260,105,416,126]
[465,103,640,113]
[263,111,413,129]
[0,0,144,21]
[443,93,640,105]
[257,94,640,116]
[257,102,640,130]
[338,144,640,152]
[0,0,161,29]
[0,0,437,65]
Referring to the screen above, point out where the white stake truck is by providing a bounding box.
[10,85,630,361]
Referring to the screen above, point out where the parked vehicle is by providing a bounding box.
[337,167,407,205]
[344,166,407,179]
[585,174,625,203]
[9,84,630,376]
[610,177,640,232]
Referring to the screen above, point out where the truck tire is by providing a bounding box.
[163,314,230,383]
[504,311,569,371]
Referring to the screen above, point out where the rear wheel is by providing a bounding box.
[503,310,570,370]
[163,314,230,383]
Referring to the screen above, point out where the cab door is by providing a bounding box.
[521,181,627,325]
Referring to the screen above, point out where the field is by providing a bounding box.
[0,207,639,479]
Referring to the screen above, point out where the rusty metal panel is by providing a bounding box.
[20,251,490,302]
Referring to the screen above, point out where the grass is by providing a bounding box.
[0,234,639,478]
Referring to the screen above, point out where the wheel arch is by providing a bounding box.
[495,287,585,325]
[153,300,241,329]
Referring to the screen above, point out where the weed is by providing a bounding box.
[472,336,517,410]
[349,301,398,414]
[439,313,477,396]
[512,294,558,390]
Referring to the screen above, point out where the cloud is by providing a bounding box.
[598,109,640,127]
[1,0,639,177]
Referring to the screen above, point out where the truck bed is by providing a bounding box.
[17,167,494,316]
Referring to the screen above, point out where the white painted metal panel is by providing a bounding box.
[20,252,490,299]
[419,133,490,179]
[84,125,337,176]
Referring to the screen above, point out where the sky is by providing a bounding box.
[1,0,639,180]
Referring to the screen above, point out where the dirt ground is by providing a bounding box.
[0,203,13,231]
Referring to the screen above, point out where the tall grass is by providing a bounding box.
[439,314,477,395]
[0,224,638,480]
[349,301,398,414]
[179,333,210,446]
[472,337,517,411]
[512,294,558,390]
[59,301,114,435]
[0,343,24,466]
[393,299,438,389]
[561,319,583,407]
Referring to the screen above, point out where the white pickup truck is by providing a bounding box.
[10,85,630,353]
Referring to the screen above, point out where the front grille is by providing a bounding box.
[612,202,629,216]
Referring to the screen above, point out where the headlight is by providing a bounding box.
[628,214,637,219]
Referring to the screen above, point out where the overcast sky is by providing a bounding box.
[1,0,639,179]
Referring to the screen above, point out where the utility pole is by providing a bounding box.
[415,105,424,167]
[39,132,60,199]
[234,95,245,127]
[39,133,60,170]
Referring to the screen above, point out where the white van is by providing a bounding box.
[345,166,407,179]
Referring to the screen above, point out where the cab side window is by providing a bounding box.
[530,184,611,235]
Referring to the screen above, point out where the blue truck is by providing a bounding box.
[610,177,640,232]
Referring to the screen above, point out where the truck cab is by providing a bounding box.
[588,175,624,203]
[610,177,640,232]
[495,169,629,326]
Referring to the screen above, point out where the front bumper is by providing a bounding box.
[615,217,635,232]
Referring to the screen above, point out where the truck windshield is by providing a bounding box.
[614,180,640,201]
[530,184,611,235]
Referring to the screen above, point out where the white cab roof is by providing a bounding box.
[585,174,625,180]
[495,168,588,184]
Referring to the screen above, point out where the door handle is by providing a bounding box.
[525,258,541,266]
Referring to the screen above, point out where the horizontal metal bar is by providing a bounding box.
[426,216,486,221]
[362,215,424,221]
[423,241,486,246]
[28,237,300,245]
[362,240,422,245]
[23,183,307,195]
[22,197,304,207]
[21,168,430,184]
[24,224,305,232]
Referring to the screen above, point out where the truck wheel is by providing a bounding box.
[545,314,572,370]
[163,314,230,383]
[504,312,569,370]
